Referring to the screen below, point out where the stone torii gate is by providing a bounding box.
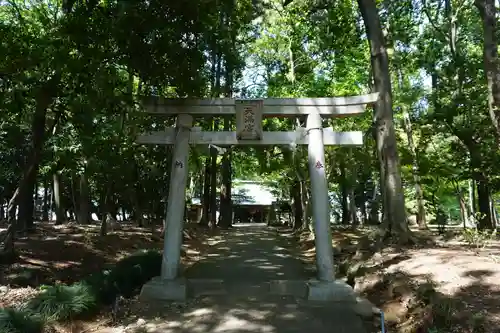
[137,93,378,302]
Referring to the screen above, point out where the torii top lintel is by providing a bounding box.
[142,93,379,117]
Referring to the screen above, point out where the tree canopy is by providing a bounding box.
[1,0,499,252]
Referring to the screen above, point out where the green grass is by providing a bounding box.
[0,249,162,333]
[0,307,44,333]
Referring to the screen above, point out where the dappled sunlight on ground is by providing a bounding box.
[297,227,500,332]
[386,247,500,295]
[89,223,367,333]
[116,295,360,333]
[185,223,313,284]
[0,221,210,288]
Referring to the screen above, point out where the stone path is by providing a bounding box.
[112,224,370,333]
[179,224,368,333]
[186,223,312,293]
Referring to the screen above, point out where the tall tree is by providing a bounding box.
[474,0,500,142]
[357,0,411,242]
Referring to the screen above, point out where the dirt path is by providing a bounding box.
[118,224,370,333]
[186,223,311,285]
[324,230,500,332]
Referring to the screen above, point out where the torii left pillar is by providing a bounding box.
[140,114,193,301]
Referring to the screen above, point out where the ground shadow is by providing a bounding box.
[297,226,500,332]
[185,224,313,284]
[99,224,370,333]
[0,222,206,287]
[120,294,368,333]
[360,269,500,333]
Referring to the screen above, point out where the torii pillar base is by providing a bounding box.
[307,280,379,317]
[307,279,355,301]
[139,276,187,301]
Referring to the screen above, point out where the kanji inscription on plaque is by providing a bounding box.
[235,99,263,140]
[243,106,254,132]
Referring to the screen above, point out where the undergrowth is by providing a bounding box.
[0,308,44,333]
[461,228,496,250]
[25,282,98,321]
[0,249,162,333]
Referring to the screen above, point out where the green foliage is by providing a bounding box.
[82,269,115,305]
[0,249,161,333]
[0,307,44,333]
[25,282,97,321]
[461,228,497,249]
[0,0,258,225]
[106,249,162,298]
[0,0,499,271]
[0,249,161,332]
[84,249,162,304]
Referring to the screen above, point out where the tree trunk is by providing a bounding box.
[475,0,500,141]
[209,145,218,228]
[42,179,49,221]
[291,180,303,230]
[199,156,211,226]
[218,8,236,228]
[299,180,309,230]
[207,14,222,228]
[100,187,112,236]
[77,172,91,224]
[349,187,358,226]
[131,160,144,227]
[360,199,367,225]
[348,151,358,226]
[458,192,468,229]
[402,111,427,229]
[133,196,143,227]
[33,181,38,220]
[489,195,497,228]
[357,0,410,243]
[0,199,4,221]
[100,213,108,236]
[219,119,232,228]
[453,182,471,229]
[53,172,64,224]
[302,186,312,231]
[17,171,36,231]
[340,160,350,225]
[368,176,380,225]
[1,76,60,254]
[471,179,477,217]
[475,173,494,230]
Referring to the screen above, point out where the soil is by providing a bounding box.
[0,221,214,333]
[299,227,500,333]
[97,223,368,333]
[3,222,500,333]
[2,223,369,333]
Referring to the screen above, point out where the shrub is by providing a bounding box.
[0,307,44,333]
[106,249,162,298]
[25,282,97,321]
[83,269,116,305]
[84,249,162,304]
[462,228,496,249]
[0,249,161,332]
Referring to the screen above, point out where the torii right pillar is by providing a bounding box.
[306,111,358,301]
